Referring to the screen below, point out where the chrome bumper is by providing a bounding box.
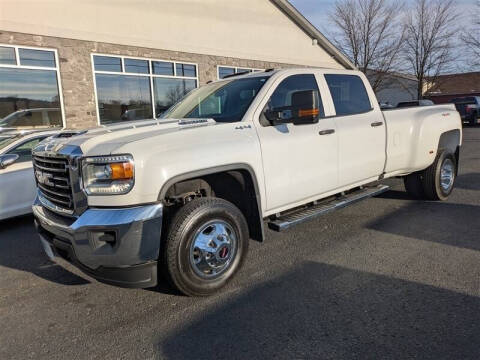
[32,196,163,288]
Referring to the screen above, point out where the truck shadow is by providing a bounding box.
[158,262,480,359]
[366,199,480,252]
[0,215,89,286]
[455,172,480,191]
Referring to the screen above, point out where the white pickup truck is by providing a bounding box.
[32,68,462,296]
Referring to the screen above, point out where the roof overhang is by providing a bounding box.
[270,0,356,70]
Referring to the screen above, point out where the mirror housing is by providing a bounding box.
[265,90,320,126]
[0,154,19,169]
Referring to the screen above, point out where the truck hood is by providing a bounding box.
[35,119,217,156]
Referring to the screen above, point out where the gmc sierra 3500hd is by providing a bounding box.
[32,68,462,296]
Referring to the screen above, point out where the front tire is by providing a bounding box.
[163,197,249,296]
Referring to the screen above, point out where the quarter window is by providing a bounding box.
[92,55,198,124]
[324,74,372,116]
[218,66,263,79]
[0,45,64,129]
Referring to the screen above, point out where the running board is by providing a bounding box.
[267,185,390,232]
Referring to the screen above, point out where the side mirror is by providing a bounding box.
[265,90,320,126]
[0,154,19,169]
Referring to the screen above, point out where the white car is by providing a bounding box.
[0,108,62,130]
[0,130,58,220]
[32,68,462,296]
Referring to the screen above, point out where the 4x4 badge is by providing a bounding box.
[235,125,252,130]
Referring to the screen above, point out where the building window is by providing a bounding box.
[217,66,263,79]
[0,44,64,130]
[92,54,198,124]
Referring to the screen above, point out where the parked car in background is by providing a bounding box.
[0,130,58,220]
[396,100,434,108]
[0,108,62,131]
[450,97,480,126]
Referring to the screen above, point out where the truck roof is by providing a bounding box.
[215,67,363,82]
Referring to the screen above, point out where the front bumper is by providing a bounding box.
[32,196,163,288]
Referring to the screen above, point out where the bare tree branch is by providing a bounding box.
[403,0,459,99]
[330,0,406,91]
[460,0,480,68]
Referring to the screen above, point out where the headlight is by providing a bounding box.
[82,155,134,195]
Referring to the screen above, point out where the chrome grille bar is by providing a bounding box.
[33,155,74,213]
[33,163,67,173]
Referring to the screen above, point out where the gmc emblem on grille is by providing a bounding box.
[35,170,54,187]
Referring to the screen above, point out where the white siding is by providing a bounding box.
[0,0,344,69]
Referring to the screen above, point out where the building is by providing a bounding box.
[424,72,480,104]
[0,0,354,129]
[367,71,418,107]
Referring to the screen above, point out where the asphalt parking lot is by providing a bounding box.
[1,128,479,360]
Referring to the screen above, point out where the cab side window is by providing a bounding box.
[324,74,372,116]
[261,74,324,126]
[8,137,46,163]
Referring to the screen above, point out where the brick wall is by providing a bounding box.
[0,30,300,129]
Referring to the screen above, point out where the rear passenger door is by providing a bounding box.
[324,74,386,187]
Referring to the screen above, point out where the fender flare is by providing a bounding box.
[438,129,461,154]
[437,129,461,174]
[158,163,265,242]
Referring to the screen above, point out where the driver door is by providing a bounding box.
[255,74,338,212]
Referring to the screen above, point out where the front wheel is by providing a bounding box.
[162,197,249,296]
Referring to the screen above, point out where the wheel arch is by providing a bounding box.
[158,164,265,242]
[437,129,461,175]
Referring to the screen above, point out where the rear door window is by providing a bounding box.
[325,74,372,116]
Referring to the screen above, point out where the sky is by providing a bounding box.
[289,0,478,32]
[288,0,479,72]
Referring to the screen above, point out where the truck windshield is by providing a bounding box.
[161,76,269,123]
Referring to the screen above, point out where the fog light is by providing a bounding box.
[89,231,116,249]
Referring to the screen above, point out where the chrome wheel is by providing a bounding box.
[440,158,455,192]
[189,220,237,279]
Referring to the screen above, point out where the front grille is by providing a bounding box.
[33,155,74,212]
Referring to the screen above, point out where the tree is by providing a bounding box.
[330,0,406,91]
[461,0,480,68]
[403,0,458,99]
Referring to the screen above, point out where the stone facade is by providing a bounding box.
[0,30,302,129]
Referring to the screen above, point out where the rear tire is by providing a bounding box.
[162,197,249,296]
[422,151,456,201]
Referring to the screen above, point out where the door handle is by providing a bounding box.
[371,121,384,127]
[319,129,335,135]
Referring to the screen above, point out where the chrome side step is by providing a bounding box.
[267,185,390,232]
